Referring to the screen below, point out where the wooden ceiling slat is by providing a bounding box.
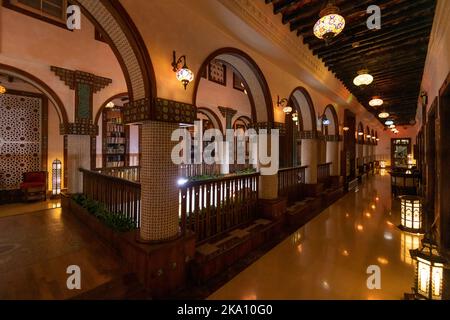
[267,0,436,125]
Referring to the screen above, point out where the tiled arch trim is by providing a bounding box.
[76,0,146,100]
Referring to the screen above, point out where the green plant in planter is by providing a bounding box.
[71,194,136,232]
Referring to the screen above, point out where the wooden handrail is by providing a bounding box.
[179,172,260,244]
[80,168,141,227]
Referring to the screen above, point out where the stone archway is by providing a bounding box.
[193,47,274,124]
[0,63,68,126]
[74,0,156,102]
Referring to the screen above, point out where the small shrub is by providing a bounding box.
[71,194,136,232]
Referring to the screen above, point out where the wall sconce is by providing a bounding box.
[0,84,6,95]
[277,96,292,114]
[172,51,194,90]
[398,196,424,233]
[342,126,350,132]
[410,236,449,300]
[321,115,330,126]
[52,159,62,197]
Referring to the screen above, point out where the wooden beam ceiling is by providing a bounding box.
[266,0,437,125]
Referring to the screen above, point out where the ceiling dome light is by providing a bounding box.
[343,126,350,131]
[313,2,345,41]
[358,132,364,136]
[389,124,396,129]
[106,101,115,109]
[369,97,384,107]
[0,85,6,95]
[378,112,390,119]
[353,69,374,87]
[385,120,394,126]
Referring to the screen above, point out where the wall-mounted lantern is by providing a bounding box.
[172,51,194,90]
[52,159,62,197]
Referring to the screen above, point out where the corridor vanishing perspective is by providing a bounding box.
[210,174,417,300]
[0,0,449,304]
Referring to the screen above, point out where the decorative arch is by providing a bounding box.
[0,63,68,126]
[94,92,128,125]
[197,107,224,134]
[193,47,274,124]
[288,87,317,132]
[74,0,156,101]
[323,104,339,136]
[233,116,252,130]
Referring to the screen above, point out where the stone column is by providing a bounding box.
[301,132,319,184]
[140,121,180,242]
[326,135,340,176]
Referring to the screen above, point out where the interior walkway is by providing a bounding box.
[0,208,123,300]
[209,174,420,300]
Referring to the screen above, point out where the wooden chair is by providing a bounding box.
[20,171,47,202]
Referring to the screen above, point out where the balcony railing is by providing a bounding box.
[278,166,307,204]
[94,166,140,182]
[317,163,332,184]
[80,169,141,227]
[179,172,260,244]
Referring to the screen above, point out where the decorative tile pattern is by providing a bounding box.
[208,60,227,86]
[77,0,146,100]
[123,98,197,125]
[60,119,98,136]
[50,66,112,93]
[140,121,180,241]
[0,94,42,190]
[326,135,343,142]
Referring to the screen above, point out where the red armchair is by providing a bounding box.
[20,171,47,202]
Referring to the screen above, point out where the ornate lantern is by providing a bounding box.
[410,237,449,300]
[399,196,424,233]
[52,159,62,197]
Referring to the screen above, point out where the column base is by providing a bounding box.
[258,197,287,220]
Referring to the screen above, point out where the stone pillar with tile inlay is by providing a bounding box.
[139,121,180,242]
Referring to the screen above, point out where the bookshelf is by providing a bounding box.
[102,107,129,168]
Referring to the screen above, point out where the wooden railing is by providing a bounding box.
[80,169,141,227]
[317,163,332,184]
[179,163,221,178]
[179,172,260,243]
[278,166,307,204]
[94,166,140,182]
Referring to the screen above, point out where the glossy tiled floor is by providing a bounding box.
[209,174,422,300]
[0,208,123,299]
[0,199,61,218]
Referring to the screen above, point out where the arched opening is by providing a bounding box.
[193,47,274,124]
[92,93,141,169]
[280,87,318,183]
[280,95,304,169]
[192,48,273,175]
[323,105,340,176]
[74,0,157,101]
[0,66,67,195]
[197,107,224,135]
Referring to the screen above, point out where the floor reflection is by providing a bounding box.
[209,174,417,300]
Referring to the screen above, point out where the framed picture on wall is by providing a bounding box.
[208,60,227,86]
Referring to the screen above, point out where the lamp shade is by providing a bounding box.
[176,67,194,89]
[52,159,62,196]
[0,85,6,94]
[378,112,390,119]
[353,70,373,86]
[369,97,384,107]
[410,238,449,300]
[313,13,345,40]
[399,196,424,233]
